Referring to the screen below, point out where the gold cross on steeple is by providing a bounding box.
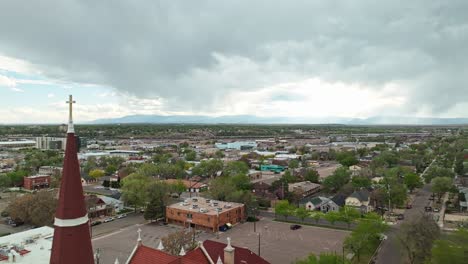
[66,95,76,133]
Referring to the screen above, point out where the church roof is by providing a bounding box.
[127,240,269,264]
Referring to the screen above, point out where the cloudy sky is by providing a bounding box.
[0,1,467,123]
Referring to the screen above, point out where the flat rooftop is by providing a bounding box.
[25,175,50,179]
[167,197,244,216]
[0,226,54,263]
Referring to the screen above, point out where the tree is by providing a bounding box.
[431,228,468,264]
[397,214,440,264]
[304,169,320,183]
[184,150,197,161]
[105,164,118,176]
[121,173,151,211]
[322,167,351,192]
[404,173,423,192]
[275,200,294,220]
[282,170,298,183]
[145,181,171,221]
[336,151,358,167]
[7,190,57,226]
[323,211,340,226]
[295,207,309,222]
[89,169,105,179]
[424,166,455,184]
[161,230,197,256]
[351,176,371,189]
[339,206,360,229]
[311,212,322,224]
[431,177,453,201]
[295,253,349,264]
[223,161,249,176]
[170,180,186,197]
[289,159,300,169]
[345,220,387,261]
[191,159,223,178]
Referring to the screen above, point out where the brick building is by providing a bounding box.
[166,198,245,232]
[23,175,51,190]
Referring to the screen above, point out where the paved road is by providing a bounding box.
[91,212,145,238]
[375,184,433,264]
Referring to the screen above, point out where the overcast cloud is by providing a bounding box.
[0,0,467,118]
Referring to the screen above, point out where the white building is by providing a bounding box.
[0,226,54,263]
[35,137,67,150]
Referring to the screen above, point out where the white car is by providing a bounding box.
[117,214,127,219]
[103,217,115,223]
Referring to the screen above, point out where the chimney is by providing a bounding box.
[223,237,235,264]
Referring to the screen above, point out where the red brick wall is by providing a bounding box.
[166,205,245,232]
[23,176,51,190]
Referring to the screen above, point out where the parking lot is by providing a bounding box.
[212,219,350,264]
[91,216,349,264]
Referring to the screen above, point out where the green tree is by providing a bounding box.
[295,207,309,222]
[282,170,298,183]
[145,181,171,221]
[431,228,468,264]
[424,166,455,184]
[351,176,372,189]
[339,206,360,229]
[89,169,105,179]
[7,190,58,226]
[105,164,118,176]
[289,159,300,169]
[404,173,423,192]
[345,220,387,261]
[311,212,322,224]
[295,253,349,264]
[275,200,294,220]
[336,151,358,167]
[121,173,151,212]
[170,180,187,197]
[431,177,453,201]
[322,167,351,192]
[397,214,440,264]
[304,169,320,183]
[223,161,249,176]
[191,159,223,178]
[184,150,197,161]
[323,211,341,226]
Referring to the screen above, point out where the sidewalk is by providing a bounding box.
[437,193,449,228]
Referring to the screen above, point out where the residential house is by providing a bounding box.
[321,194,347,213]
[301,196,330,211]
[345,189,372,213]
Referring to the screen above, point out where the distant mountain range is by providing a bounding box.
[88,115,468,125]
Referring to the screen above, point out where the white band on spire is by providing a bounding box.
[66,95,76,133]
[54,215,89,227]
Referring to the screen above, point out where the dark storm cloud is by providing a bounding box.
[0,0,467,114]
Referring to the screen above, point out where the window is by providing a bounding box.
[187,213,192,219]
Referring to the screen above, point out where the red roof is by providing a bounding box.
[130,245,178,264]
[128,240,269,264]
[202,240,270,264]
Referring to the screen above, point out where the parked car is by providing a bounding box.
[103,217,115,223]
[290,224,302,230]
[406,204,412,209]
[91,221,102,226]
[425,206,432,212]
[433,208,440,212]
[117,214,127,219]
[397,214,404,220]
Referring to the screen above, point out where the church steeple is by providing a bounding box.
[50,95,94,264]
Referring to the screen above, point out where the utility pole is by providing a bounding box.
[257,232,261,256]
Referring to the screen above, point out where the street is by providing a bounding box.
[375,184,433,264]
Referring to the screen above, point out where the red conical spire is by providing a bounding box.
[50,95,94,264]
